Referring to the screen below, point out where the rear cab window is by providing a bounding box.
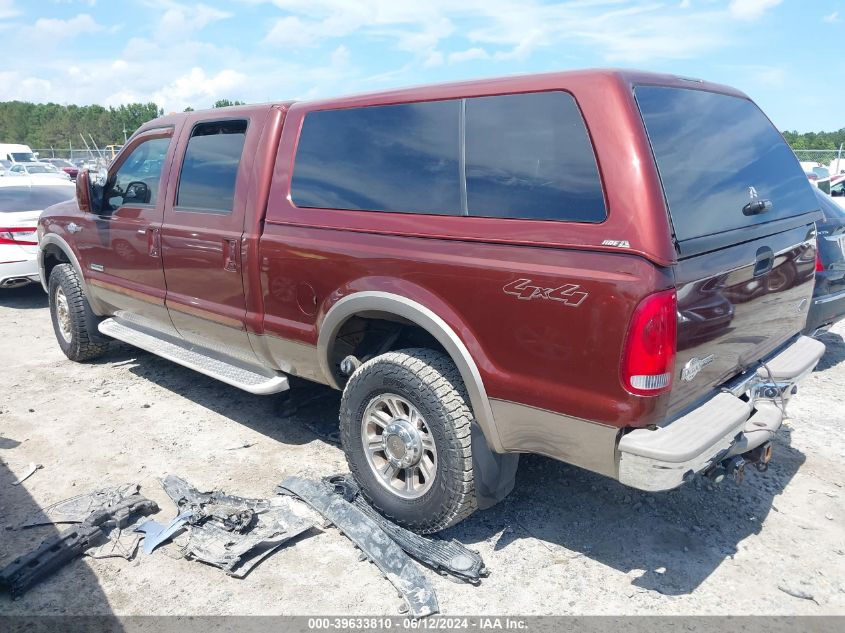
[290,91,606,223]
[176,120,249,214]
[465,91,606,222]
[635,86,819,252]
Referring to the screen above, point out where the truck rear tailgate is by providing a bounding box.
[635,85,821,414]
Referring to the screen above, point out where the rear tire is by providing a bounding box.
[340,348,477,534]
[48,264,109,362]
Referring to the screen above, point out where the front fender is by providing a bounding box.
[38,232,106,316]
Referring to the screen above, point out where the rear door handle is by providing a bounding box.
[223,238,239,272]
[147,227,161,258]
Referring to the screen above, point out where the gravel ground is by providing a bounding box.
[0,283,843,616]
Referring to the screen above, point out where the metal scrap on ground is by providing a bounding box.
[21,483,140,527]
[136,512,196,555]
[277,475,441,618]
[154,475,314,578]
[11,462,43,486]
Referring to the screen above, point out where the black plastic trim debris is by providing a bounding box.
[277,475,440,618]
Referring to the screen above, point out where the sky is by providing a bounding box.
[0,0,841,132]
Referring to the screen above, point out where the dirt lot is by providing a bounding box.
[0,283,843,616]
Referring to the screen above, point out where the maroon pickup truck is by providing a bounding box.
[38,69,826,533]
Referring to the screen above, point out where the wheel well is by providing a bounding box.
[328,312,448,385]
[41,245,70,283]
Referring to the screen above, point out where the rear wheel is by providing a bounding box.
[340,348,477,533]
[48,264,109,361]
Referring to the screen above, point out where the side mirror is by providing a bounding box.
[76,169,92,212]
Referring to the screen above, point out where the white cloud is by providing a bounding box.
[156,2,231,39]
[422,50,444,68]
[28,13,102,40]
[728,0,783,20]
[0,0,18,20]
[151,67,247,112]
[448,47,489,64]
[823,11,839,24]
[263,16,316,46]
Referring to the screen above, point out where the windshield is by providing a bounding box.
[10,152,35,162]
[635,86,819,243]
[0,185,74,212]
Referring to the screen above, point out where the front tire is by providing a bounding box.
[340,348,477,533]
[48,264,109,362]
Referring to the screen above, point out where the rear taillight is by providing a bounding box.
[816,250,825,272]
[621,289,677,396]
[0,228,38,246]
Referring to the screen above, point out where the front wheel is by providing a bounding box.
[48,264,109,362]
[340,348,477,533]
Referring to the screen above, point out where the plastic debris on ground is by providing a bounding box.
[277,475,441,618]
[0,494,158,597]
[325,474,489,584]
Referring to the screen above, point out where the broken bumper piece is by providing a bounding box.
[278,475,440,618]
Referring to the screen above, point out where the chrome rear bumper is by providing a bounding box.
[617,335,825,492]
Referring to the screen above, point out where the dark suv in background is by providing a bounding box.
[806,189,845,335]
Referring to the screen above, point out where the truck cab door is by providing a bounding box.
[74,126,180,336]
[160,117,259,364]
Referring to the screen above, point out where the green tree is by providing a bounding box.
[213,99,246,108]
[0,100,164,151]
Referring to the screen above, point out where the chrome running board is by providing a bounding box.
[98,318,289,395]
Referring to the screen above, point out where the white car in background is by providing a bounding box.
[4,162,72,181]
[800,161,831,194]
[1,177,76,288]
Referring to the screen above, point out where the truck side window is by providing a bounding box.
[465,91,606,223]
[176,120,248,215]
[291,100,461,215]
[105,137,171,212]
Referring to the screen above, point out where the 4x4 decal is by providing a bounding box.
[503,278,588,307]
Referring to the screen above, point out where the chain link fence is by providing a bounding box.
[793,148,845,175]
[32,146,121,169]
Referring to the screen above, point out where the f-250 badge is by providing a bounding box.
[503,278,588,307]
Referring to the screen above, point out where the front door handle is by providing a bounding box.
[223,238,239,273]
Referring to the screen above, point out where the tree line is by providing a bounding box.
[0,100,245,150]
[1,98,840,151]
[782,129,845,151]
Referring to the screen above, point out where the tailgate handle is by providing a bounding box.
[754,247,774,277]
